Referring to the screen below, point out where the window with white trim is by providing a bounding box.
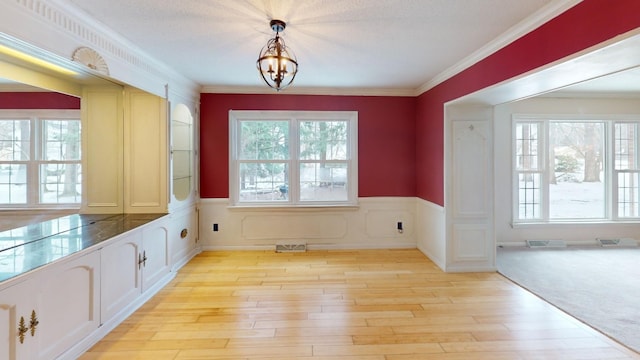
[513,116,640,223]
[229,110,357,206]
[0,110,81,208]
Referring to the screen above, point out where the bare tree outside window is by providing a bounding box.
[0,111,81,207]
[230,111,357,206]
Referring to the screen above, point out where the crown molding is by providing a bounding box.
[8,0,199,99]
[204,0,581,98]
[201,85,415,97]
[415,0,583,96]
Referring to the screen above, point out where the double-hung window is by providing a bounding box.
[229,110,357,206]
[0,110,81,208]
[513,116,640,223]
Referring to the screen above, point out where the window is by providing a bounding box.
[0,110,81,208]
[513,116,640,223]
[229,111,357,206]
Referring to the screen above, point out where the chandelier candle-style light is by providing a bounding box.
[257,19,298,91]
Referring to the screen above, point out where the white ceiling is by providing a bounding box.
[63,0,560,92]
[548,67,640,98]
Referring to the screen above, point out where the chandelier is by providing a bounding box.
[256,19,298,91]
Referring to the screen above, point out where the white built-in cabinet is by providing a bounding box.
[169,205,198,270]
[82,85,168,214]
[81,85,124,214]
[0,30,197,359]
[0,279,36,359]
[0,250,100,360]
[100,231,142,321]
[140,225,170,291]
[101,223,170,320]
[124,88,168,213]
[0,216,177,360]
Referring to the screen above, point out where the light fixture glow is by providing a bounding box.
[0,44,77,76]
[256,19,298,91]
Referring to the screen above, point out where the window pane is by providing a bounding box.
[515,122,539,170]
[40,163,82,204]
[42,120,81,161]
[0,120,30,161]
[549,121,605,219]
[300,121,348,160]
[618,172,640,217]
[518,173,541,219]
[238,162,288,202]
[300,163,348,201]
[614,123,638,170]
[0,164,27,204]
[239,121,289,160]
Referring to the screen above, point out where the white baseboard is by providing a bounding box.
[417,245,446,271]
[171,246,202,272]
[201,243,418,251]
[445,264,497,273]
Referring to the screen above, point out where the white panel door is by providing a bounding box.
[446,106,495,271]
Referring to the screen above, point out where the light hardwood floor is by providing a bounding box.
[80,249,639,359]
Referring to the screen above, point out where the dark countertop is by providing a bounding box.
[0,213,167,283]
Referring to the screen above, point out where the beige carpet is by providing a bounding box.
[497,246,640,354]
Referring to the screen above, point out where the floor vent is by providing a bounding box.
[275,243,307,253]
[526,240,566,248]
[597,238,638,247]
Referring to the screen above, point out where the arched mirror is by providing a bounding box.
[171,103,193,201]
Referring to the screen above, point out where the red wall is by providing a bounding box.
[200,1,640,203]
[0,92,80,109]
[416,0,640,206]
[200,93,416,198]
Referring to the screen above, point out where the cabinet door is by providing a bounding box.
[124,88,168,213]
[141,224,170,292]
[169,208,197,268]
[100,232,141,321]
[36,250,100,359]
[0,280,37,360]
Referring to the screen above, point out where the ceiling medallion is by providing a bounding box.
[256,19,298,91]
[71,47,109,75]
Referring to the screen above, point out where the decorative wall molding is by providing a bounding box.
[9,0,198,99]
[198,197,418,250]
[17,0,147,70]
[7,0,578,99]
[415,198,446,270]
[72,47,109,75]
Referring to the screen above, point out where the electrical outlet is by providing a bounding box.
[397,222,403,231]
[213,223,219,231]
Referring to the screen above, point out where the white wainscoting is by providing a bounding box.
[198,197,418,250]
[416,198,446,270]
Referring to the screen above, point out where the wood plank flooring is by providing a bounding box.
[79,249,640,359]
